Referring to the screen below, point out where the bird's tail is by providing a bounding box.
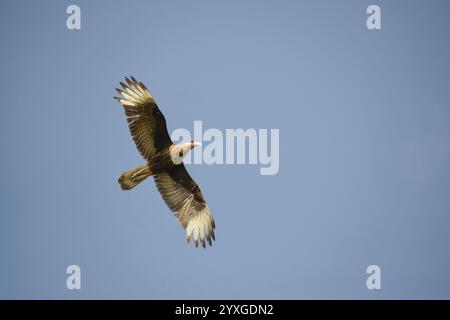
[118,164,152,190]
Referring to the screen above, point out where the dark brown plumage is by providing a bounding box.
[114,77,215,248]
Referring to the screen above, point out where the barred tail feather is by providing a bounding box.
[118,164,152,190]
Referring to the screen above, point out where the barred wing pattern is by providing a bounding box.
[154,165,216,248]
[114,77,172,161]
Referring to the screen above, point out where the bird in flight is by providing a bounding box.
[114,76,215,248]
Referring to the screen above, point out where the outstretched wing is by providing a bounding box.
[154,164,216,248]
[114,76,172,161]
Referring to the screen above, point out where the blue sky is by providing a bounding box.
[0,0,450,299]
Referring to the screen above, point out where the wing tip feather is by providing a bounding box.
[183,208,216,249]
[114,76,154,106]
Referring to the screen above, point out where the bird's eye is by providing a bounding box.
[179,150,184,157]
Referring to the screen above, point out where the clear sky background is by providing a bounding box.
[1,0,450,299]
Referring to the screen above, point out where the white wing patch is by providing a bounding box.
[114,76,155,107]
[184,201,215,248]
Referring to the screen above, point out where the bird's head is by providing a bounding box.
[170,140,201,165]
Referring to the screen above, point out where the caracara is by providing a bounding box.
[114,77,215,248]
